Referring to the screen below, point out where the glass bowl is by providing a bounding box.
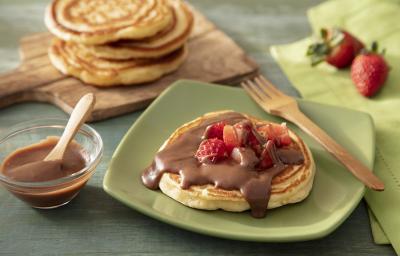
[0,119,103,209]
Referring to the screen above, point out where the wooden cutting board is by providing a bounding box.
[0,8,258,122]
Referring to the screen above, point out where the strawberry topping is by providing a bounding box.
[258,123,291,147]
[223,125,241,153]
[233,121,251,145]
[195,119,294,170]
[233,120,265,155]
[258,141,274,169]
[202,121,226,140]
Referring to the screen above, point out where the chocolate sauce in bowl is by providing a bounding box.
[141,112,305,218]
[1,137,86,182]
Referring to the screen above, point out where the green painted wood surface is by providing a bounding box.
[0,0,395,255]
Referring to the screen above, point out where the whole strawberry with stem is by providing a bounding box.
[307,28,364,68]
[351,42,389,97]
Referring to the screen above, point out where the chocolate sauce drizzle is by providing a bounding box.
[141,112,304,218]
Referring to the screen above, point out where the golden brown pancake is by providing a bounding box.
[153,111,315,213]
[48,38,188,86]
[84,0,193,59]
[45,0,174,45]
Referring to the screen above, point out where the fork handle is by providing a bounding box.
[284,110,384,191]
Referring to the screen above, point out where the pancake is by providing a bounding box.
[45,0,173,45]
[85,0,193,59]
[148,111,315,214]
[48,38,188,86]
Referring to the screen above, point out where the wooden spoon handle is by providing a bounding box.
[44,93,95,161]
[287,110,384,191]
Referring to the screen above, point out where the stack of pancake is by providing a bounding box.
[45,0,193,87]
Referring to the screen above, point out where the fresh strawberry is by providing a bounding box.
[195,138,227,164]
[223,125,241,153]
[258,123,291,147]
[307,28,364,68]
[351,42,389,97]
[202,121,226,140]
[352,36,365,55]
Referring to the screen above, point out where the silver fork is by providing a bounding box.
[241,75,384,191]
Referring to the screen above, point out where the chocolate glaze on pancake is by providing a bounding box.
[142,112,305,218]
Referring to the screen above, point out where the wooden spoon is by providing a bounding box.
[44,93,95,162]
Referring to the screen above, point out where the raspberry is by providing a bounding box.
[195,138,227,164]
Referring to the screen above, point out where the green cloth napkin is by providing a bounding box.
[368,209,390,244]
[270,0,400,252]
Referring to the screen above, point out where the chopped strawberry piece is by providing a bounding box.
[195,138,227,164]
[233,120,251,145]
[258,144,274,169]
[258,124,273,141]
[275,123,291,146]
[258,122,291,147]
[279,134,292,147]
[233,120,252,130]
[247,131,262,155]
[247,132,258,145]
[202,121,226,140]
[223,125,241,153]
[232,120,266,155]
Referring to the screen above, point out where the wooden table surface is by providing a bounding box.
[0,0,395,255]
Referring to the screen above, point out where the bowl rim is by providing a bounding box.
[0,118,103,188]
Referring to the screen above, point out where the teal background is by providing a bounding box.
[0,0,395,255]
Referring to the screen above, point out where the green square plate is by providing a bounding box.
[103,80,375,241]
